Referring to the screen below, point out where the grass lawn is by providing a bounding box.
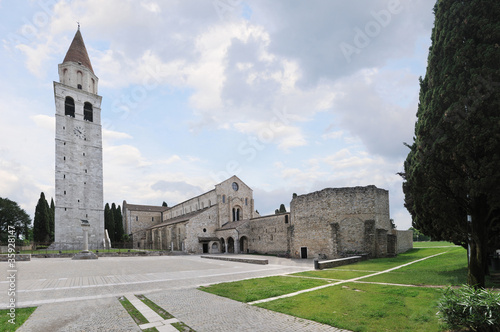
[199,247,495,331]
[292,247,454,281]
[413,241,460,248]
[363,247,467,286]
[199,276,330,302]
[136,294,174,320]
[118,296,148,325]
[256,283,443,332]
[0,307,36,332]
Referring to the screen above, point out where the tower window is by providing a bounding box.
[84,102,93,122]
[64,96,75,117]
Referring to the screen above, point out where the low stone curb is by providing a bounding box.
[314,255,368,270]
[201,255,268,265]
[0,254,31,261]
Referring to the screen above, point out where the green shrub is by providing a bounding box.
[437,285,500,331]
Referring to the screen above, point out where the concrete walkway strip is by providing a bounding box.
[249,252,447,305]
[128,294,179,331]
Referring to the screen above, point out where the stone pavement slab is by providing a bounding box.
[1,255,350,331]
[146,288,349,332]
[15,296,140,332]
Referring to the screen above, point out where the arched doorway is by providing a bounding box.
[227,237,235,253]
[220,238,226,253]
[240,236,248,253]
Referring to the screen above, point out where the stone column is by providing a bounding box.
[72,220,97,260]
[235,238,240,254]
[82,224,89,252]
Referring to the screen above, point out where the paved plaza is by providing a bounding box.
[1,255,349,331]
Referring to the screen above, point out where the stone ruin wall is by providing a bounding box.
[290,185,391,259]
[395,229,413,253]
[247,214,290,255]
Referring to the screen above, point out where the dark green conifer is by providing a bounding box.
[33,192,51,243]
[401,0,500,288]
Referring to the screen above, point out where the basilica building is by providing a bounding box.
[123,176,413,259]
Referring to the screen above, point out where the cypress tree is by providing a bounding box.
[49,198,55,242]
[114,204,124,242]
[401,0,500,288]
[33,192,50,243]
[104,203,114,243]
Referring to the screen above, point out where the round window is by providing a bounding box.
[232,182,239,191]
[203,228,207,233]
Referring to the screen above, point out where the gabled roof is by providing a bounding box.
[124,203,169,213]
[148,206,212,229]
[63,28,95,74]
[218,219,249,231]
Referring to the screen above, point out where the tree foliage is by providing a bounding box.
[275,204,287,214]
[33,192,51,243]
[49,198,55,242]
[104,203,114,242]
[113,203,124,242]
[0,197,31,242]
[401,0,500,288]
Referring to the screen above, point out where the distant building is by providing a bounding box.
[123,176,413,259]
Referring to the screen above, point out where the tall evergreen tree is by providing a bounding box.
[49,198,55,242]
[33,192,51,243]
[104,203,114,243]
[401,0,500,288]
[114,204,124,242]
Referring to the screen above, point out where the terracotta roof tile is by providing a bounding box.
[63,29,95,74]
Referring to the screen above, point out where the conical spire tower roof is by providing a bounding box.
[63,28,94,74]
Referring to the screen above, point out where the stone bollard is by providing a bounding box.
[314,258,320,270]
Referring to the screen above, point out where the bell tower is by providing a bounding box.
[53,27,104,249]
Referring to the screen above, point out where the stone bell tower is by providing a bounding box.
[53,27,104,249]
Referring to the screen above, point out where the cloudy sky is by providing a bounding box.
[0,0,436,230]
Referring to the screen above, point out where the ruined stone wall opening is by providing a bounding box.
[220,237,226,253]
[240,236,248,253]
[227,237,235,253]
[301,246,308,259]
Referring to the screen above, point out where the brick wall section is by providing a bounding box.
[290,186,391,259]
[395,229,413,253]
[247,214,289,255]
